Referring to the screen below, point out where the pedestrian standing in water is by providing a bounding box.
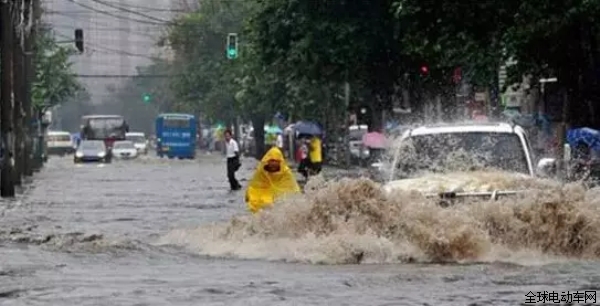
[224,129,242,191]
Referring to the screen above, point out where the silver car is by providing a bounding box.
[74,140,111,163]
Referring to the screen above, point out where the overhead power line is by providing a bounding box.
[49,23,159,39]
[63,0,167,26]
[89,0,173,24]
[88,0,189,12]
[45,9,176,14]
[75,74,178,78]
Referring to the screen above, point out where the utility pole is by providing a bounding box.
[1,0,16,197]
[22,0,33,177]
[31,0,41,171]
[12,0,25,186]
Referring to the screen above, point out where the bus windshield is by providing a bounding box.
[88,118,124,129]
[82,116,127,139]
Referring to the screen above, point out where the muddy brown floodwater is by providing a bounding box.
[1,155,599,306]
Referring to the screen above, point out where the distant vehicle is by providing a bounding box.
[349,124,369,161]
[155,113,196,159]
[47,130,75,156]
[111,140,138,159]
[74,140,111,163]
[80,115,129,150]
[125,132,148,154]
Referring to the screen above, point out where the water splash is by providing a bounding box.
[158,172,600,265]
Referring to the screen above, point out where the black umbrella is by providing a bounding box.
[294,121,323,136]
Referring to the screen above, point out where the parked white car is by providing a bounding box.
[111,140,138,159]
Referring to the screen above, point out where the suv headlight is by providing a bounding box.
[98,152,106,157]
[76,152,83,157]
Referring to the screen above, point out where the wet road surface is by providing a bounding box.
[1,155,599,306]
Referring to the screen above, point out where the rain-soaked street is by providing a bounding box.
[1,155,600,306]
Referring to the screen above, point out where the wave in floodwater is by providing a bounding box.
[0,228,146,254]
[158,171,600,265]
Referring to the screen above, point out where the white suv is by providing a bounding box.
[378,122,542,201]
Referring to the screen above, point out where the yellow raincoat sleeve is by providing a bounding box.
[245,147,301,213]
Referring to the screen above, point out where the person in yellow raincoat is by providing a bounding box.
[308,136,322,174]
[245,147,301,213]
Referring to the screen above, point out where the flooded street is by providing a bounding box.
[1,155,599,306]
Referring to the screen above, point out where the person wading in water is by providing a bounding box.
[224,129,242,191]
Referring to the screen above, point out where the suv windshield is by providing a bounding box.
[395,132,529,178]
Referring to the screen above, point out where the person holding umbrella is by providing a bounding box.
[297,136,310,180]
[308,135,322,175]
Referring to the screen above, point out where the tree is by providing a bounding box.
[501,0,600,126]
[165,0,600,162]
[393,1,509,84]
[166,1,283,156]
[391,0,600,127]
[167,2,245,121]
[32,28,81,109]
[246,0,406,129]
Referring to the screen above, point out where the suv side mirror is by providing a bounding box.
[536,157,557,177]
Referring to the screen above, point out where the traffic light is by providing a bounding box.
[74,28,84,52]
[142,93,151,103]
[420,65,429,75]
[226,33,238,59]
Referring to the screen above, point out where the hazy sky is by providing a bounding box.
[43,0,195,104]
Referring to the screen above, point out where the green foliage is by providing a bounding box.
[248,0,403,96]
[165,0,354,125]
[32,29,81,108]
[161,0,600,127]
[501,1,600,85]
[168,9,234,117]
[392,0,518,87]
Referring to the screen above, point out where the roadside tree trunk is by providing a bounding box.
[251,115,265,160]
[12,8,24,186]
[1,1,16,197]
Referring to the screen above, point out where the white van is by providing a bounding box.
[47,131,75,156]
[125,132,149,154]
